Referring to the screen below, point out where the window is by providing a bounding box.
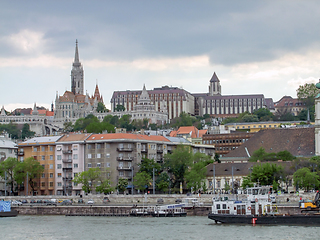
[41,164,45,169]
[97,163,101,168]
[41,173,45,178]
[73,145,78,150]
[41,146,45,152]
[97,153,101,158]
[57,164,62,169]
[88,145,92,149]
[88,154,92,159]
[74,173,78,177]
[34,147,37,152]
[41,155,45,160]
[57,173,62,178]
[50,155,53,160]
[50,173,53,178]
[106,162,110,168]
[50,146,53,151]
[73,154,78,160]
[88,163,92,168]
[106,153,110,158]
[20,156,24,162]
[41,182,45,187]
[57,155,61,160]
[97,144,101,149]
[119,171,124,176]
[50,182,53,187]
[57,182,62,187]
[74,163,78,168]
[49,164,53,169]
[74,182,78,186]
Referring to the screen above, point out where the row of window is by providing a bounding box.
[56,154,78,160]
[33,146,54,152]
[87,153,110,159]
[237,125,278,129]
[203,139,248,144]
[87,162,110,168]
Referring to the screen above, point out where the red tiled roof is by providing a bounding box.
[87,133,171,142]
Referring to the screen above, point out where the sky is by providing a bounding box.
[1,1,320,112]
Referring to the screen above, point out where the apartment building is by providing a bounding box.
[55,133,91,196]
[18,136,62,195]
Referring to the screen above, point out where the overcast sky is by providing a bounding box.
[1,1,320,112]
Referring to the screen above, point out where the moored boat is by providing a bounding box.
[130,204,187,217]
[208,186,320,225]
[0,201,18,217]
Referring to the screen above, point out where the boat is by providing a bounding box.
[130,204,187,217]
[208,186,320,225]
[0,201,18,217]
[182,198,203,209]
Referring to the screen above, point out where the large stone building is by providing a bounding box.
[194,72,267,118]
[110,72,270,120]
[111,85,195,120]
[54,40,104,126]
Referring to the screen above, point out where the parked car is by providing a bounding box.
[87,199,94,205]
[30,200,36,204]
[103,197,110,203]
[21,199,28,204]
[12,200,22,206]
[36,200,43,204]
[175,198,182,203]
[60,200,72,206]
[78,199,84,204]
[46,200,57,206]
[157,198,164,204]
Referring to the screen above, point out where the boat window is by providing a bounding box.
[247,189,252,194]
[216,204,220,209]
[222,204,227,209]
[262,189,267,195]
[253,189,259,195]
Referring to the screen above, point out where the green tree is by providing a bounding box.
[20,157,44,195]
[115,105,126,112]
[224,181,230,192]
[74,114,100,131]
[253,108,274,121]
[96,102,107,112]
[133,172,151,192]
[164,145,193,189]
[0,157,22,195]
[297,83,318,108]
[21,123,35,139]
[96,179,114,194]
[73,168,101,193]
[156,172,170,192]
[117,178,128,193]
[138,157,161,177]
[250,163,284,186]
[214,153,221,163]
[185,160,207,192]
[293,167,320,191]
[277,150,295,161]
[241,176,254,189]
[63,121,74,133]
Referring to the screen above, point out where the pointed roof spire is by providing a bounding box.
[0,106,6,116]
[210,72,220,82]
[32,103,38,115]
[73,39,81,67]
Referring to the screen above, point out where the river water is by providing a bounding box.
[1,215,319,240]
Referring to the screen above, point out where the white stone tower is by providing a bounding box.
[71,40,84,95]
[209,72,221,96]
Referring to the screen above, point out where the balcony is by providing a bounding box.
[141,148,147,153]
[62,166,72,170]
[117,166,132,171]
[117,147,133,152]
[63,176,73,180]
[117,156,133,161]
[157,149,163,153]
[18,151,24,156]
[63,150,72,154]
[62,159,72,163]
[63,185,73,189]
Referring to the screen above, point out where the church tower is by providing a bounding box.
[71,40,84,95]
[315,80,320,155]
[209,72,221,96]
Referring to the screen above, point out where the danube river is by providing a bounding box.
[1,215,319,240]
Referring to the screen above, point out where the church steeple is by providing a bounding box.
[71,40,84,95]
[209,72,221,96]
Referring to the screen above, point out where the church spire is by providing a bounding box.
[71,40,84,95]
[73,39,81,67]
